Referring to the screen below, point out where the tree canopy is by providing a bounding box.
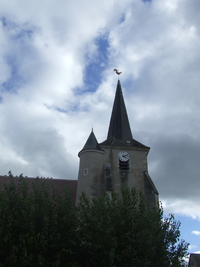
[0,173,189,267]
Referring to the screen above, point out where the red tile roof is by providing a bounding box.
[0,176,77,206]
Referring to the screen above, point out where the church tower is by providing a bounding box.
[76,80,158,205]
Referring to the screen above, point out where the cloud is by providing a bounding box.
[191,251,200,255]
[0,0,200,221]
[189,245,197,250]
[192,231,200,236]
[162,199,200,220]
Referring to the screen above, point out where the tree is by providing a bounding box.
[77,188,189,267]
[0,173,79,267]
[0,173,189,267]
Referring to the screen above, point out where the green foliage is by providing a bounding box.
[0,172,78,267]
[77,188,189,267]
[0,173,189,267]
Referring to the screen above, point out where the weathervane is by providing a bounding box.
[114,68,122,79]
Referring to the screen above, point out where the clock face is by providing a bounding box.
[118,151,130,162]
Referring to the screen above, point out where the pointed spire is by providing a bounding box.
[78,130,102,156]
[107,80,133,141]
[100,80,150,150]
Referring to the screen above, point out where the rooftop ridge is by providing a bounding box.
[0,175,77,181]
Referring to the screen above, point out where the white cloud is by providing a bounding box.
[162,199,200,220]
[192,231,200,236]
[189,245,197,250]
[0,0,199,222]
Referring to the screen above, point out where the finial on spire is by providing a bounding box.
[114,68,122,75]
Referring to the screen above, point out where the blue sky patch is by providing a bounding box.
[0,16,34,42]
[120,13,126,24]
[1,17,11,28]
[0,17,39,93]
[55,107,68,113]
[13,28,34,43]
[54,105,88,114]
[82,34,109,93]
[44,102,87,114]
[0,97,3,103]
[2,56,24,93]
[169,214,200,253]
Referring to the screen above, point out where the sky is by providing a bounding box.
[0,0,200,257]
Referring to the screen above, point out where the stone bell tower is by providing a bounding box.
[76,80,158,204]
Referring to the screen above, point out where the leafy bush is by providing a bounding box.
[0,173,189,267]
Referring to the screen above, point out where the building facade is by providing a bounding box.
[76,80,158,205]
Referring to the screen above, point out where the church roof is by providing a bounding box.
[78,130,103,156]
[107,80,133,141]
[143,171,159,195]
[188,253,200,267]
[0,175,77,206]
[100,80,149,150]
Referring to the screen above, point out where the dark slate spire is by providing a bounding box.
[78,129,103,156]
[107,80,133,141]
[100,80,150,150]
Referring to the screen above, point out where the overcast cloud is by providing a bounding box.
[0,0,200,223]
